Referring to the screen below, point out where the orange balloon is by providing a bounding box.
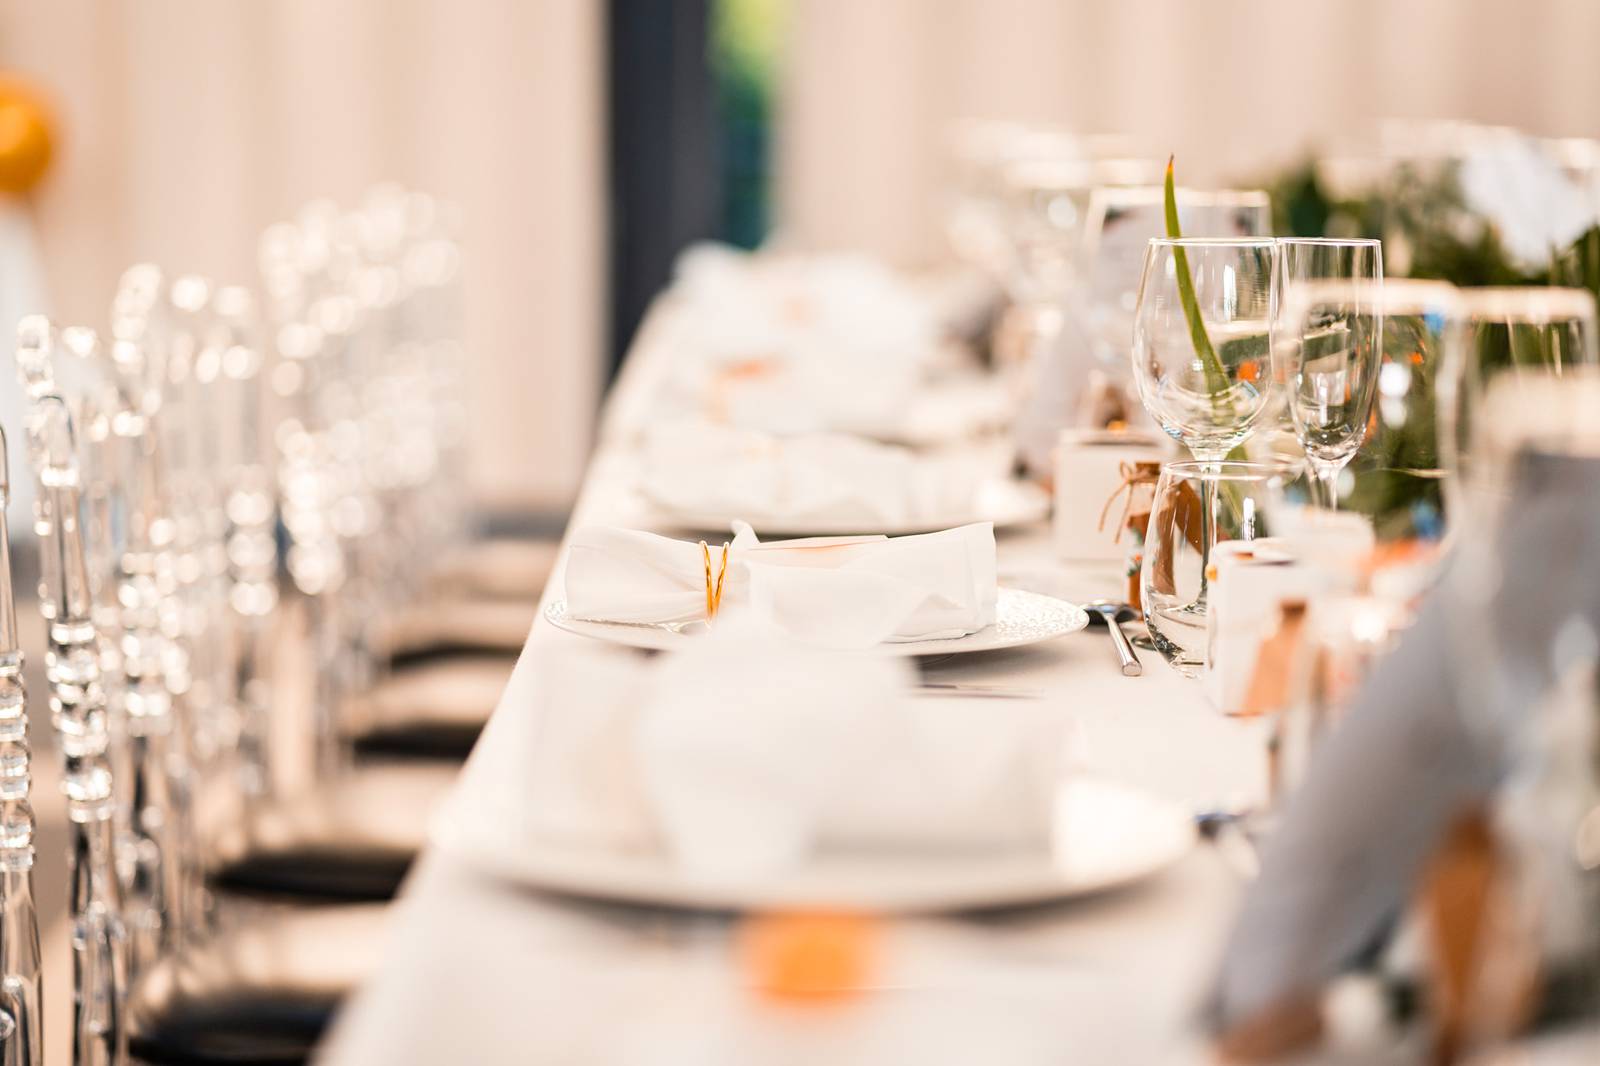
[0,78,53,196]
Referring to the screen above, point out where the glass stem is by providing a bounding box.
[1310,459,1342,510]
[1195,457,1223,611]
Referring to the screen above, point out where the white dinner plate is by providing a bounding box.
[645,478,1050,539]
[544,587,1089,656]
[435,777,1195,913]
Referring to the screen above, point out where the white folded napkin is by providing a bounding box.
[515,627,1063,879]
[639,244,1012,441]
[638,420,1003,529]
[564,521,998,648]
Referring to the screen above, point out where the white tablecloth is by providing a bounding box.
[315,305,1275,1065]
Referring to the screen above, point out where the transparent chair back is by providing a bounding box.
[16,317,127,1066]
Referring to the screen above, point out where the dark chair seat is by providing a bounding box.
[341,654,515,760]
[129,902,388,1065]
[207,762,457,901]
[427,537,559,603]
[376,599,538,669]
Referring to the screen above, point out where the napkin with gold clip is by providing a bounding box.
[563,521,998,648]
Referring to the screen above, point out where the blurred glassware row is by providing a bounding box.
[0,183,510,1065]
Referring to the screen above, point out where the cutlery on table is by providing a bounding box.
[1084,599,1143,677]
[915,682,1043,700]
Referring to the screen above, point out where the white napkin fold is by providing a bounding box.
[638,421,1002,529]
[638,244,1012,442]
[517,627,1063,879]
[564,521,998,648]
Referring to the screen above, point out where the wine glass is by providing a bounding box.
[1132,237,1278,459]
[1439,287,1600,521]
[1277,237,1383,288]
[1274,270,1384,509]
[1086,187,1270,386]
[1132,236,1278,620]
[1267,279,1467,601]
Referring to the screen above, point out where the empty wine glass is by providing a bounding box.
[1278,237,1383,287]
[1275,271,1384,508]
[1266,280,1467,601]
[1132,238,1278,460]
[1438,286,1600,523]
[1087,188,1270,385]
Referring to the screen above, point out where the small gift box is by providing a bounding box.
[1051,429,1170,563]
[1203,539,1326,716]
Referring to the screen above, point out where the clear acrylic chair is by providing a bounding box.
[0,421,43,1066]
[17,345,127,1065]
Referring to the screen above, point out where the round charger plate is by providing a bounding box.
[436,777,1195,913]
[544,587,1089,656]
[645,479,1049,539]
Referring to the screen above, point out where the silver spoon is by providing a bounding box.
[1084,599,1142,677]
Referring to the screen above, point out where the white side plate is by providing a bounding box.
[435,777,1195,913]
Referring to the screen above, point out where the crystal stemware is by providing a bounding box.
[1268,279,1466,599]
[1274,276,1384,509]
[1086,187,1270,387]
[1132,237,1278,460]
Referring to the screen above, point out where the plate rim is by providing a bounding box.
[434,778,1195,914]
[545,586,1089,656]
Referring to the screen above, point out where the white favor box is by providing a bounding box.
[1051,429,1170,563]
[1271,508,1377,592]
[1203,538,1327,715]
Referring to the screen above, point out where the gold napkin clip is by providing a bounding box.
[700,540,731,622]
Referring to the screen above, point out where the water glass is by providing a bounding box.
[1141,460,1284,676]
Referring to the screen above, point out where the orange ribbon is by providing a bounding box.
[1097,460,1164,544]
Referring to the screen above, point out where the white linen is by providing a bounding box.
[563,521,998,647]
[638,420,1002,529]
[636,244,1012,442]
[517,628,1064,879]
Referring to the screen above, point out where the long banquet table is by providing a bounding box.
[317,302,1276,1065]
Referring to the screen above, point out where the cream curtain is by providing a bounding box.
[777,0,1600,266]
[0,0,604,509]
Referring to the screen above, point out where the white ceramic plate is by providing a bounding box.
[436,778,1195,913]
[646,478,1049,539]
[544,587,1089,656]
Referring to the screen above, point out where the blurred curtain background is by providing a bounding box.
[778,0,1600,266]
[0,0,604,510]
[7,0,1600,505]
